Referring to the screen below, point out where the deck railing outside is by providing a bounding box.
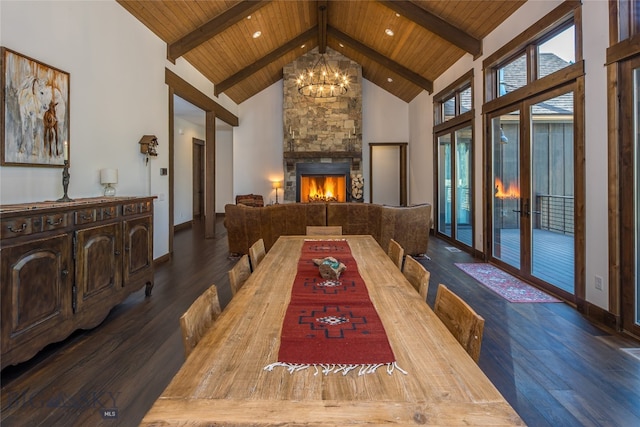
[535,194,574,235]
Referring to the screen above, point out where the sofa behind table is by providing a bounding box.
[224,202,431,256]
[224,203,327,255]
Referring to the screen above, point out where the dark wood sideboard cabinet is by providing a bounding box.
[0,196,155,369]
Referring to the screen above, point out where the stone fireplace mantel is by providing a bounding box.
[283,151,362,171]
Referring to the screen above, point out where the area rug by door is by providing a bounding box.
[455,263,561,303]
[264,240,406,376]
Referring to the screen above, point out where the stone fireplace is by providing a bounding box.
[282,47,363,202]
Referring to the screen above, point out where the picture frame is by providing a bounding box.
[1,47,70,167]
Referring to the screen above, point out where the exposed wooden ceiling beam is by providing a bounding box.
[166,69,238,126]
[317,0,327,54]
[327,26,433,93]
[167,0,271,62]
[378,0,482,58]
[214,27,318,97]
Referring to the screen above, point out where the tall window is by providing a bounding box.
[483,2,584,302]
[610,0,640,337]
[434,71,474,249]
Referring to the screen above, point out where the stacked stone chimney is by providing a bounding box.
[282,47,363,202]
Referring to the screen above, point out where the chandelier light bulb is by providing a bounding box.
[297,53,349,98]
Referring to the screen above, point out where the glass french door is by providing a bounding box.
[437,125,473,247]
[620,55,640,337]
[489,86,576,298]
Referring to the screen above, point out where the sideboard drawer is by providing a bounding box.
[43,213,69,231]
[1,217,39,239]
[122,203,138,216]
[100,205,119,220]
[139,201,152,214]
[75,209,97,225]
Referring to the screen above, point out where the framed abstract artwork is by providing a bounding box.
[1,47,70,167]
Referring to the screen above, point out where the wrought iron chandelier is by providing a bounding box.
[297,53,349,98]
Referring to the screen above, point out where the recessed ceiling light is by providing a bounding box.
[385,28,394,37]
[387,77,394,83]
[252,31,262,39]
[247,15,251,19]
[395,13,400,17]
[339,43,344,48]
[301,44,306,48]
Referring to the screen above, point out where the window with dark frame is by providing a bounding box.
[434,72,473,126]
[615,0,640,41]
[481,1,585,301]
[433,70,475,249]
[491,19,576,101]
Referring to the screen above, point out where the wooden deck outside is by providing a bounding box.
[494,228,574,294]
[446,226,574,294]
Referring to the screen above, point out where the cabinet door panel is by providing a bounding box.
[75,223,122,312]
[1,234,72,364]
[124,215,153,285]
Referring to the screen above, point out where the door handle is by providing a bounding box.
[512,198,524,216]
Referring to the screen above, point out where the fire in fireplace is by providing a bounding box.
[296,163,351,203]
[301,176,346,202]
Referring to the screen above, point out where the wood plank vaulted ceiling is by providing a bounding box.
[117,0,526,104]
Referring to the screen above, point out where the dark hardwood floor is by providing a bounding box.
[2,217,639,426]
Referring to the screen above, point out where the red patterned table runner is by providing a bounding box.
[265,240,405,376]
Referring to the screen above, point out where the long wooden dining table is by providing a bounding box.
[141,235,524,426]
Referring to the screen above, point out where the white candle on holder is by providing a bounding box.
[63,141,68,161]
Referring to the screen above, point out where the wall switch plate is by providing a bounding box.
[160,168,168,176]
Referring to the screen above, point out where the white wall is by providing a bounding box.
[581,0,610,308]
[174,117,204,224]
[362,80,409,203]
[216,123,234,212]
[408,91,433,207]
[234,82,284,204]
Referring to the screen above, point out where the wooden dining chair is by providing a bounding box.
[306,225,343,236]
[387,238,404,270]
[228,255,251,296]
[179,284,222,359]
[433,284,485,363]
[402,255,430,300]
[249,238,266,271]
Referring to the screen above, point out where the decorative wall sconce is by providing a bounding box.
[272,180,282,204]
[139,135,159,164]
[100,168,118,197]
